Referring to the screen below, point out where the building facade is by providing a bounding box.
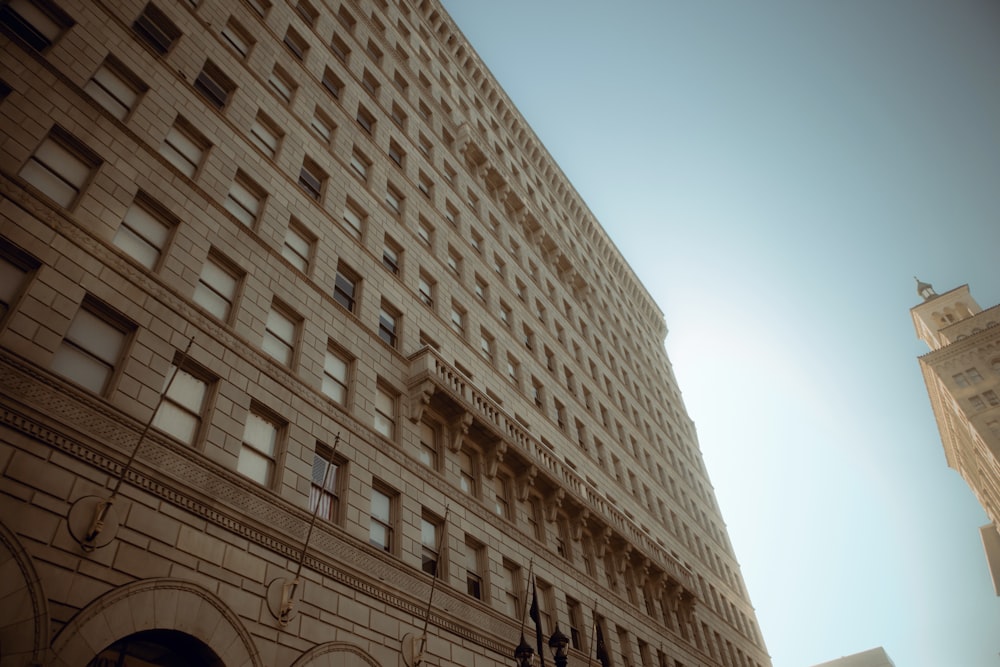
[809,647,895,667]
[0,1,770,665]
[911,280,1000,595]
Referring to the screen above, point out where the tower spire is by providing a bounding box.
[915,277,937,301]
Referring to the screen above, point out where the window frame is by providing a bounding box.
[51,296,134,396]
[19,127,101,208]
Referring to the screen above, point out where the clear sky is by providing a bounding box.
[439,2,1000,666]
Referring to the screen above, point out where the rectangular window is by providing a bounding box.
[225,172,264,226]
[333,264,358,312]
[418,171,432,198]
[0,0,73,51]
[369,484,395,552]
[322,66,343,99]
[374,384,396,438]
[193,59,235,109]
[282,219,313,272]
[85,56,145,120]
[268,65,295,103]
[418,420,438,468]
[450,303,465,336]
[132,3,180,55]
[237,406,280,486]
[161,118,208,178]
[249,111,281,158]
[385,183,403,214]
[194,250,239,321]
[113,194,173,270]
[418,220,433,247]
[378,303,398,347]
[20,128,100,208]
[151,358,211,445]
[341,203,364,239]
[567,597,585,651]
[349,149,369,181]
[295,0,317,25]
[459,448,476,496]
[322,345,350,405]
[447,247,461,276]
[356,105,375,134]
[479,330,494,364]
[246,0,270,16]
[493,473,510,518]
[418,273,434,308]
[298,157,325,201]
[361,69,379,96]
[382,237,401,275]
[330,32,350,62]
[310,107,335,143]
[221,17,253,58]
[421,512,442,576]
[464,537,484,600]
[502,561,521,617]
[310,442,343,522]
[388,140,404,167]
[283,27,307,60]
[51,298,132,394]
[262,302,297,366]
[0,241,38,322]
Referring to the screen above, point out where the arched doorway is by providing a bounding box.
[87,629,224,667]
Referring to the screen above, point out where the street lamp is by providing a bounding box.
[548,626,569,667]
[514,634,534,667]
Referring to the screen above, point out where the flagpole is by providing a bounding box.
[521,559,534,632]
[589,602,599,667]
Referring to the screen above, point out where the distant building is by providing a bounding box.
[0,0,770,665]
[809,646,895,667]
[911,280,1000,595]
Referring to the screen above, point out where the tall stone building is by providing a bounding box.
[911,280,1000,595]
[0,1,769,665]
[809,647,895,667]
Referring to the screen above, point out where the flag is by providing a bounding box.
[529,577,545,667]
[595,618,611,667]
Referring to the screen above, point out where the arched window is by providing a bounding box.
[88,629,223,667]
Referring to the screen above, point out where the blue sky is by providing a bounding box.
[440,2,1000,665]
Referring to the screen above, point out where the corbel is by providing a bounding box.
[614,544,633,575]
[407,380,436,424]
[448,412,473,452]
[570,508,590,541]
[484,439,507,479]
[544,487,565,523]
[593,526,612,560]
[516,465,537,502]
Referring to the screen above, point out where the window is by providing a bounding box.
[500,302,511,327]
[321,66,343,100]
[298,157,325,201]
[113,193,173,269]
[536,580,553,635]
[450,303,465,337]
[350,148,370,181]
[506,356,520,386]
[224,172,264,226]
[567,597,585,651]
[474,276,487,302]
[444,161,456,184]
[19,128,100,207]
[366,38,382,64]
[246,0,270,16]
[418,420,438,468]
[531,377,544,409]
[417,219,433,247]
[282,219,313,272]
[527,496,544,541]
[283,27,307,60]
[310,442,343,522]
[617,626,634,667]
[555,514,571,561]
[385,183,404,215]
[388,139,404,167]
[444,201,459,227]
[418,132,432,157]
[374,384,396,438]
[458,448,476,496]
[85,56,146,120]
[268,65,295,103]
[194,250,239,321]
[310,107,335,144]
[249,111,281,158]
[356,105,375,134]
[330,32,350,62]
[378,302,398,347]
[382,237,401,275]
[464,537,484,600]
[341,203,364,239]
[985,390,1000,407]
[447,246,461,276]
[421,512,443,576]
[333,263,358,312]
[493,473,510,518]
[320,345,350,405]
[470,229,483,254]
[418,272,435,308]
[523,324,534,351]
[501,561,521,617]
[369,485,395,552]
[479,330,494,364]
[361,69,379,96]
[262,301,298,366]
[0,0,73,51]
[221,17,253,58]
[0,241,37,322]
[193,60,235,109]
[152,357,211,445]
[132,3,180,54]
[160,118,208,178]
[238,406,281,486]
[51,297,133,394]
[390,102,407,128]
[418,171,432,198]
